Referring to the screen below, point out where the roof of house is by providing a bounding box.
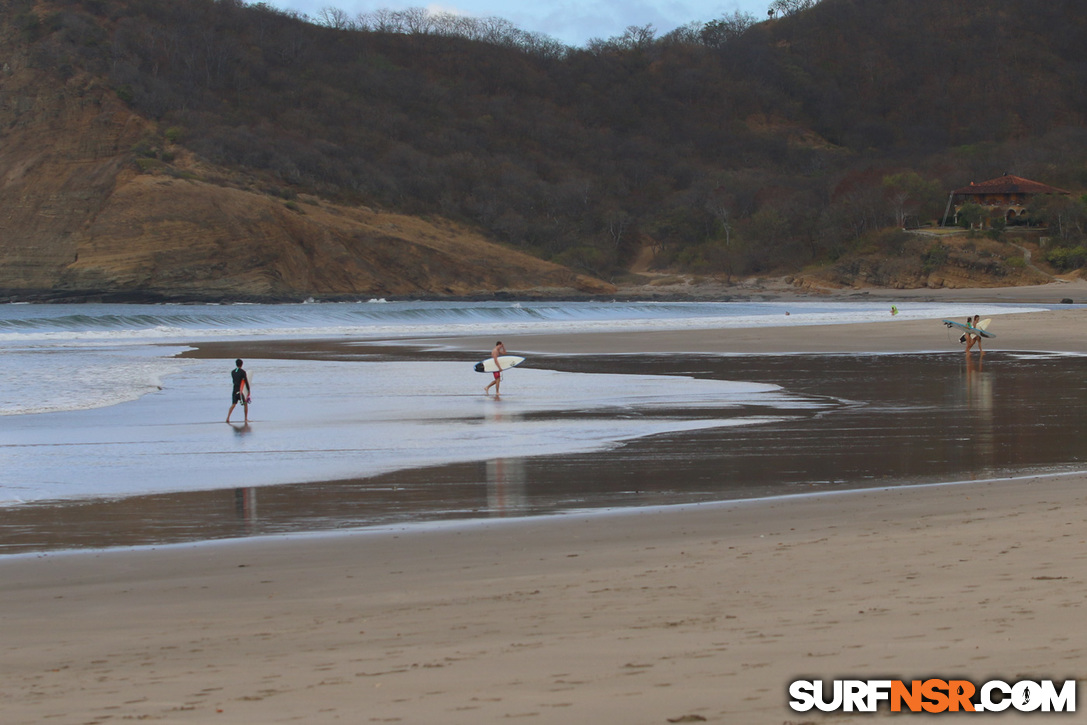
[952,174,1070,196]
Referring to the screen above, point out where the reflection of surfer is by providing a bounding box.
[227,358,251,424]
[963,314,984,355]
[484,341,507,396]
[235,488,257,531]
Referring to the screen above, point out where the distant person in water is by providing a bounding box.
[964,314,984,355]
[226,358,251,424]
[484,341,507,396]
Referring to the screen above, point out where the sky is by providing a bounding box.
[265,0,774,47]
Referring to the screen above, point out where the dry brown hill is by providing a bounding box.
[0,63,611,301]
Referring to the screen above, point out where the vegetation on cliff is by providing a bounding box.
[2,0,1087,297]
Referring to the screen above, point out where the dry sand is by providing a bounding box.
[3,301,1087,724]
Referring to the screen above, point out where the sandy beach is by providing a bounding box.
[3,299,1087,723]
[3,476,1085,724]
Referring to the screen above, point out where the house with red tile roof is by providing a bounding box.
[943,173,1070,227]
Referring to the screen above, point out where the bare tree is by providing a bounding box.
[316,7,354,30]
[660,21,702,46]
[700,11,756,47]
[706,188,737,281]
[606,208,633,250]
[359,8,400,33]
[620,24,656,50]
[351,5,569,55]
[588,24,656,54]
[395,7,435,35]
[768,0,820,18]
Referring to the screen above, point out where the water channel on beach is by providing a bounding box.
[3,350,1084,554]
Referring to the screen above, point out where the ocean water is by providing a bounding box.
[0,299,1030,416]
[0,299,1056,538]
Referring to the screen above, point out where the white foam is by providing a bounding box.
[0,345,196,415]
[0,300,1045,346]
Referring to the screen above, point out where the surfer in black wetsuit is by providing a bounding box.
[227,358,251,424]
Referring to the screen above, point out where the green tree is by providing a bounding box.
[957,201,985,230]
[921,242,949,274]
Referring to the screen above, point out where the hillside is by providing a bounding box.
[0,32,610,300]
[1,0,1086,300]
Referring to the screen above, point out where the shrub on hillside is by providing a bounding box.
[1044,245,1087,270]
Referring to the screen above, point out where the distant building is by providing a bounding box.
[944,174,1070,227]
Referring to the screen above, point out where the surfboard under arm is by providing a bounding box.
[942,319,995,338]
[474,355,526,373]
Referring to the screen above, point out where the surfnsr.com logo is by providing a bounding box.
[789,679,1076,713]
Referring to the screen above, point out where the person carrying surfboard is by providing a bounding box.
[964,315,985,355]
[484,341,507,396]
[227,358,251,424]
[958,316,971,344]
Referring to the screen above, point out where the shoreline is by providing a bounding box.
[4,275,1086,306]
[402,307,1087,356]
[12,465,1087,562]
[174,305,1087,363]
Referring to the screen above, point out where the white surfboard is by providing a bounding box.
[239,372,252,403]
[474,355,526,373]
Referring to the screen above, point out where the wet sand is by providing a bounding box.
[175,307,1087,361]
[404,307,1087,356]
[3,305,1087,723]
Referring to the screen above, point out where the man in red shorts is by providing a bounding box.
[484,341,507,396]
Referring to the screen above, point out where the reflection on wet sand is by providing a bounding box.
[483,403,529,516]
[234,488,258,533]
[2,352,1085,554]
[964,355,995,463]
[486,458,527,516]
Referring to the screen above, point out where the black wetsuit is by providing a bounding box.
[231,367,249,404]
